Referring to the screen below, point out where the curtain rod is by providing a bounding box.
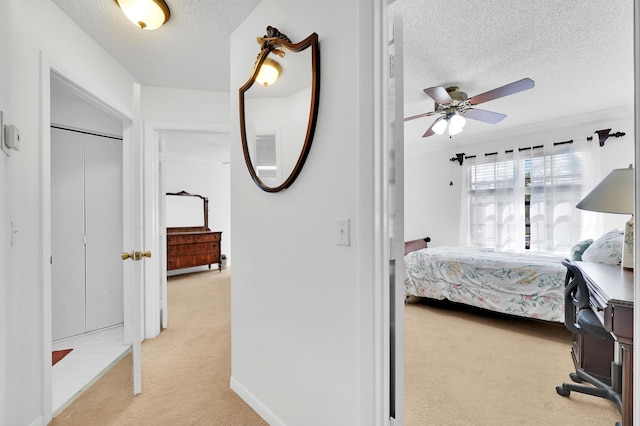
[449,128,624,166]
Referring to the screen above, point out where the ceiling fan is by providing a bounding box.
[405,78,535,138]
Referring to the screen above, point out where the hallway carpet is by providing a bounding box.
[51,270,622,425]
[50,268,267,425]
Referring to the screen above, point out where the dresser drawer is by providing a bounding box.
[174,242,218,255]
[166,230,222,271]
[194,232,220,242]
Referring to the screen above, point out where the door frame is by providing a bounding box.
[40,53,136,423]
[142,121,230,337]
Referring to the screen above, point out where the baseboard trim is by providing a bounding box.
[230,376,285,426]
[29,415,44,426]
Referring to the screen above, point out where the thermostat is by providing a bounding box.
[0,110,20,157]
[4,124,20,151]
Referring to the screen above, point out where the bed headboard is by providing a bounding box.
[404,237,430,255]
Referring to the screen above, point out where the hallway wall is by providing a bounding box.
[2,1,136,424]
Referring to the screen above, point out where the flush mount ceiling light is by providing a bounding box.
[115,0,170,30]
[256,58,282,87]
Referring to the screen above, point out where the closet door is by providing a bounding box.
[51,128,86,341]
[85,134,123,331]
[51,128,124,341]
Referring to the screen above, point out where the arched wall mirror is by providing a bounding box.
[239,26,320,192]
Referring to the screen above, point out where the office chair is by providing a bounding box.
[555,259,622,415]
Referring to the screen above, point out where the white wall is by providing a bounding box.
[142,86,229,125]
[51,81,124,136]
[230,1,381,424]
[2,1,137,424]
[405,113,635,247]
[0,0,10,420]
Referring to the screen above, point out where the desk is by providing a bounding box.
[575,261,633,425]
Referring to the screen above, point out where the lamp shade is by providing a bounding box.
[256,58,282,87]
[576,165,633,214]
[448,114,466,136]
[116,0,170,30]
[431,117,447,135]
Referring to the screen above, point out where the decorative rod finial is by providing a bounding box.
[594,128,626,147]
[449,153,465,166]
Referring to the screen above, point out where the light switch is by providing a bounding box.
[11,220,18,246]
[336,218,350,246]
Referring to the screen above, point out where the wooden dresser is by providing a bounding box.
[166,191,223,272]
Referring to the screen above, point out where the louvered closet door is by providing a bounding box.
[51,128,86,341]
[85,134,123,332]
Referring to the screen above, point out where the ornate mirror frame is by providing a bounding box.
[239,27,320,192]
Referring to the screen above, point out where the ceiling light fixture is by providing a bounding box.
[256,58,282,87]
[448,113,466,136]
[115,0,170,30]
[432,111,467,137]
[431,117,447,135]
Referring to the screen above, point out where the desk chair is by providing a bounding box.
[556,259,622,415]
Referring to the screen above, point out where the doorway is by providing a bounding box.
[46,70,135,417]
[142,125,231,335]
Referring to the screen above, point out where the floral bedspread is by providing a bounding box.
[404,246,566,322]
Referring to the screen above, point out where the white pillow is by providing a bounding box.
[581,230,623,264]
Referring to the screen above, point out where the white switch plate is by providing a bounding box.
[336,218,350,246]
[11,220,17,246]
[0,111,9,157]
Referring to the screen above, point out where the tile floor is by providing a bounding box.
[52,325,131,415]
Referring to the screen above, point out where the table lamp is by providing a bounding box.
[576,164,634,269]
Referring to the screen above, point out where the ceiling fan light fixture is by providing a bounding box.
[448,113,466,136]
[256,58,282,87]
[116,0,170,30]
[432,117,447,135]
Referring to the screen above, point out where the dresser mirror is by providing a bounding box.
[165,191,208,230]
[239,27,320,192]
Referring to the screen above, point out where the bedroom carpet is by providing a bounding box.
[404,297,621,425]
[50,270,621,425]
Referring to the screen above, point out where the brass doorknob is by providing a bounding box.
[121,252,133,261]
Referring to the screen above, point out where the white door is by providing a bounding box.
[388,11,405,424]
[51,129,86,340]
[51,127,124,341]
[85,133,124,331]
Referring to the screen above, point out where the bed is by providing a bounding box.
[404,245,567,323]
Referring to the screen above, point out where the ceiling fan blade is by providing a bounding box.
[404,111,437,121]
[423,86,453,104]
[468,78,535,105]
[463,108,507,124]
[422,119,441,137]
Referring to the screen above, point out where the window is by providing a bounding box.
[254,134,278,180]
[464,146,588,254]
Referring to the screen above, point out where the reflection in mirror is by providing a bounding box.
[239,27,320,192]
[165,191,207,228]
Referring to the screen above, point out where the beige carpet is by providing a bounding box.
[404,297,621,425]
[50,270,621,425]
[50,268,267,426]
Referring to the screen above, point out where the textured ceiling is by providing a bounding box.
[50,1,634,154]
[393,0,634,152]
[50,0,262,91]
